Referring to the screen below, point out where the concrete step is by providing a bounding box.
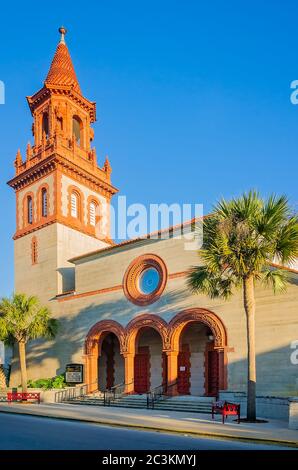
[67,394,214,413]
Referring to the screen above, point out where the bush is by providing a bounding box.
[27,375,67,390]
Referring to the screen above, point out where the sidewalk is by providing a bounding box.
[0,402,297,447]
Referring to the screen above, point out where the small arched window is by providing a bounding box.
[42,113,49,139]
[27,196,33,224]
[89,201,97,226]
[72,116,82,145]
[42,188,48,217]
[71,192,78,218]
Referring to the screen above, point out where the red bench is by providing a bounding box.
[212,400,240,424]
[7,392,40,404]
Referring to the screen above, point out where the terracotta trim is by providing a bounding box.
[8,152,118,197]
[57,269,185,303]
[67,184,84,224]
[123,254,168,306]
[168,271,187,280]
[58,284,123,302]
[31,235,38,265]
[86,195,102,235]
[22,191,35,228]
[84,310,229,393]
[36,182,50,221]
[270,263,298,274]
[169,308,228,350]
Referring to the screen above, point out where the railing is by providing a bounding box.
[55,381,98,403]
[103,381,134,406]
[147,380,178,409]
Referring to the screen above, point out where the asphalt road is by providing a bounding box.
[0,412,294,450]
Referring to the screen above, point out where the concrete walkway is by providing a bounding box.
[0,402,297,447]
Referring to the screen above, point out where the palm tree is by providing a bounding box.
[188,191,298,421]
[0,293,58,393]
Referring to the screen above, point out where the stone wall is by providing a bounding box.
[219,391,290,421]
[11,232,298,398]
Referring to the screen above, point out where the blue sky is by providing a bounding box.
[0,0,298,296]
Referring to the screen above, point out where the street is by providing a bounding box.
[0,412,294,450]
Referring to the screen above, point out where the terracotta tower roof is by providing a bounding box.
[44,27,81,94]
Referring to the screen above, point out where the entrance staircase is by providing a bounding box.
[67,393,215,414]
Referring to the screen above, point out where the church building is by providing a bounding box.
[7,28,298,404]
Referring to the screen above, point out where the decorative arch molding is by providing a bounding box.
[125,314,170,354]
[87,194,102,232]
[85,309,227,356]
[22,190,35,228]
[85,319,126,355]
[169,308,227,350]
[37,182,50,221]
[84,309,228,393]
[123,254,168,306]
[67,184,84,224]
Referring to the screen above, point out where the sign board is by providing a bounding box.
[179,366,186,372]
[65,363,84,384]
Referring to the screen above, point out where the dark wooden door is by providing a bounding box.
[177,344,191,394]
[207,350,219,396]
[134,346,150,393]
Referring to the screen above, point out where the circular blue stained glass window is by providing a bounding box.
[139,267,160,295]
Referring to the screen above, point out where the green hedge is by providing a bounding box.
[27,375,67,390]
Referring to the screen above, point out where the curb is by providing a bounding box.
[0,407,297,448]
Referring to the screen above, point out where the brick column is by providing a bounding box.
[123,353,134,394]
[165,350,179,396]
[87,354,98,393]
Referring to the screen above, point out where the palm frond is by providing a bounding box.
[260,267,288,294]
[187,266,236,300]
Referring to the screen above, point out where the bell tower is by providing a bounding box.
[8,27,118,300]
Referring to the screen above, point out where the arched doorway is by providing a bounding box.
[85,310,228,397]
[134,327,164,393]
[125,314,169,394]
[177,322,217,396]
[98,332,124,391]
[85,320,125,392]
[169,309,228,397]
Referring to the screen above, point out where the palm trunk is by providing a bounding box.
[243,275,256,421]
[0,365,7,389]
[18,341,28,393]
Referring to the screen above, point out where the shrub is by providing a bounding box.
[27,375,67,390]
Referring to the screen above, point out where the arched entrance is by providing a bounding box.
[84,309,228,397]
[169,309,228,397]
[177,322,217,396]
[133,327,164,393]
[125,314,169,394]
[98,332,124,391]
[85,320,125,392]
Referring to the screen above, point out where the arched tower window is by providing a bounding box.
[42,113,49,139]
[42,188,48,217]
[89,201,97,226]
[27,196,33,224]
[72,115,82,146]
[71,192,79,218]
